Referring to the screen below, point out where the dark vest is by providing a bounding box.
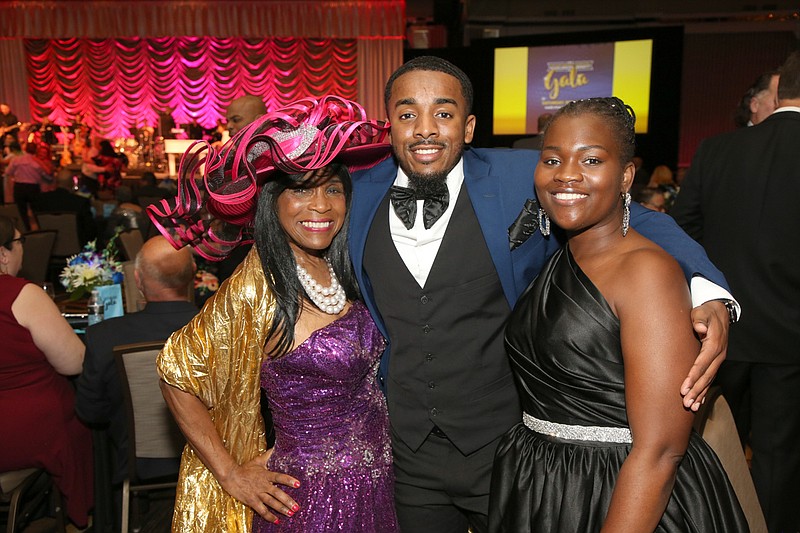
[364,186,522,454]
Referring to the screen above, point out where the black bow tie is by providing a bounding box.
[508,198,540,250]
[389,185,449,230]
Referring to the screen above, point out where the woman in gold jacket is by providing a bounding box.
[149,96,392,531]
[159,248,285,531]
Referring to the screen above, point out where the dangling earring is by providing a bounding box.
[622,192,631,237]
[538,208,551,237]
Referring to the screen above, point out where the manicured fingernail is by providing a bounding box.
[274,518,280,524]
[293,481,300,488]
[287,510,294,517]
[292,504,299,511]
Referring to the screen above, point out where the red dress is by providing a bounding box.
[0,275,93,526]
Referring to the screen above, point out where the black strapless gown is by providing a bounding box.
[489,247,748,532]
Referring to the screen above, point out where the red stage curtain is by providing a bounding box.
[0,1,404,40]
[25,37,358,139]
[1,1,404,125]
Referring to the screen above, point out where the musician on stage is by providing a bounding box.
[0,104,19,138]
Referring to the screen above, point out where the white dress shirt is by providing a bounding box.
[389,159,465,288]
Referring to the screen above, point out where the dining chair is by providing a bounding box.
[118,229,144,262]
[35,212,81,259]
[18,230,57,283]
[114,341,185,533]
[91,198,119,220]
[694,387,768,533]
[0,204,25,232]
[0,468,65,533]
[35,212,82,282]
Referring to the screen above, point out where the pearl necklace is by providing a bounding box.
[295,258,347,315]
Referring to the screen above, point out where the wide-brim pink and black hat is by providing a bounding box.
[147,96,391,260]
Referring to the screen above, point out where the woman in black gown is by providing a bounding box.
[489,98,748,532]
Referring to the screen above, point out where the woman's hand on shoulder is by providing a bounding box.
[220,450,301,524]
[12,283,84,375]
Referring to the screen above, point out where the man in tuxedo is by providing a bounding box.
[75,236,198,485]
[671,50,800,533]
[349,56,738,532]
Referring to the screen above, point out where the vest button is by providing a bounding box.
[420,294,429,304]
[428,381,435,389]
[425,353,434,362]
[423,324,431,334]
[430,407,438,416]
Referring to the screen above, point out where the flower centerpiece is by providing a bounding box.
[195,270,219,298]
[60,232,124,300]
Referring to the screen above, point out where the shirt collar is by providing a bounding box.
[141,300,198,314]
[773,106,800,114]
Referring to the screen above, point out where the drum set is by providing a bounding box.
[112,126,167,171]
[11,118,214,174]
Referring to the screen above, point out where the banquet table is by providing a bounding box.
[58,293,114,532]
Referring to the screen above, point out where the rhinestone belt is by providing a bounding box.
[522,412,632,444]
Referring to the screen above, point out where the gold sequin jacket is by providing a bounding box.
[157,249,274,532]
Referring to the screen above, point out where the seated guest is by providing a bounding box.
[633,186,667,213]
[76,235,198,485]
[647,164,680,210]
[104,185,147,241]
[136,171,170,200]
[32,184,97,245]
[0,215,93,528]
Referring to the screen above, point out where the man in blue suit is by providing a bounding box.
[349,56,737,533]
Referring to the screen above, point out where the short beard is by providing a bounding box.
[402,139,462,196]
[407,170,449,196]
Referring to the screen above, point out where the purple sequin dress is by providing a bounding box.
[252,301,399,532]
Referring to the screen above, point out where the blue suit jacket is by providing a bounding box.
[349,148,729,383]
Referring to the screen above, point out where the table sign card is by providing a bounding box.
[97,284,124,319]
